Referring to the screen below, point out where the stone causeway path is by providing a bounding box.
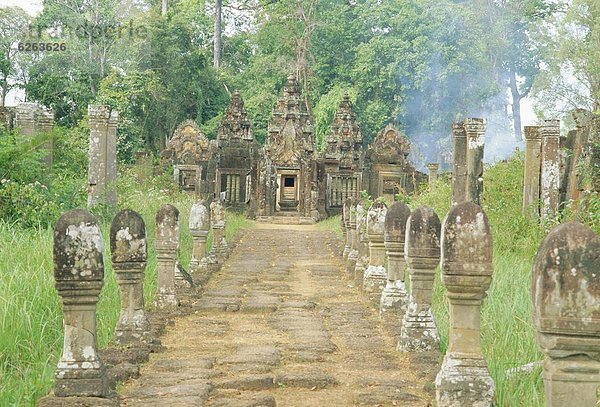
[120,224,434,406]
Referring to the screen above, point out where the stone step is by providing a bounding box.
[256,216,316,225]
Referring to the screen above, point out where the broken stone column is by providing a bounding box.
[363,200,388,293]
[464,118,486,205]
[87,105,118,208]
[398,205,441,352]
[532,222,600,407]
[342,198,352,260]
[155,204,180,310]
[53,209,107,397]
[427,163,439,186]
[540,119,561,220]
[340,212,347,257]
[110,209,151,345]
[435,201,495,406]
[38,108,55,169]
[380,202,411,313]
[451,121,468,206]
[522,126,542,216]
[15,102,39,136]
[353,199,369,286]
[346,198,359,274]
[189,200,210,273]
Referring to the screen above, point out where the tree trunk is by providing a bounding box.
[214,0,222,68]
[162,0,168,15]
[509,69,523,141]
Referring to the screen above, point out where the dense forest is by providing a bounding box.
[0,0,598,164]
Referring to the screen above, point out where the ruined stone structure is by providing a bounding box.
[155,204,180,310]
[451,119,486,206]
[398,205,441,352]
[110,209,151,345]
[532,222,600,407]
[363,124,424,202]
[88,105,118,208]
[427,163,439,185]
[523,125,542,215]
[435,202,495,406]
[52,209,108,398]
[164,78,425,222]
[320,94,364,215]
[163,120,217,197]
[15,102,55,171]
[215,91,260,214]
[540,119,561,220]
[363,201,388,293]
[380,202,410,313]
[0,106,14,130]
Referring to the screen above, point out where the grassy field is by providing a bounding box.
[0,163,254,406]
[319,152,599,406]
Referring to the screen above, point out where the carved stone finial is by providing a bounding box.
[380,202,411,313]
[155,204,180,310]
[398,205,441,352]
[363,200,388,293]
[53,209,107,397]
[532,222,600,407]
[435,202,495,406]
[110,209,151,345]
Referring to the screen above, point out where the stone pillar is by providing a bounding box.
[380,202,411,313]
[189,200,210,273]
[427,163,439,186]
[346,198,359,274]
[532,222,600,407]
[464,118,486,205]
[451,121,468,206]
[540,119,561,220]
[53,209,107,397]
[353,200,369,286]
[342,198,352,260]
[435,201,495,406]
[209,199,227,263]
[87,105,118,208]
[363,201,387,293]
[522,126,542,215]
[15,102,38,136]
[155,204,180,310]
[110,209,151,345]
[38,108,55,169]
[340,211,348,257]
[398,205,441,352]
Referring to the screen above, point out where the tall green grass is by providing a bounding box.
[0,164,254,406]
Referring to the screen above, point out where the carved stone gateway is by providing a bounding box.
[88,105,118,208]
[363,125,423,201]
[155,204,180,310]
[363,201,388,293]
[110,209,151,345]
[532,222,600,407]
[52,209,107,397]
[164,120,216,197]
[380,202,410,313]
[398,205,441,352]
[435,202,495,406]
[259,75,317,218]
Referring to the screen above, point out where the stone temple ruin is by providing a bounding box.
[163,75,426,221]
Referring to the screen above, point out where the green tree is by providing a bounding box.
[0,7,29,106]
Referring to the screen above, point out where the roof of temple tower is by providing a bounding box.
[265,75,315,165]
[163,120,216,165]
[217,90,253,144]
[324,93,363,169]
[365,124,411,165]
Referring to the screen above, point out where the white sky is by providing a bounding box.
[0,0,42,15]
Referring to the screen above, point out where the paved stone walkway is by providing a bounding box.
[120,224,434,406]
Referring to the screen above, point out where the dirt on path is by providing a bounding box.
[119,224,435,406]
